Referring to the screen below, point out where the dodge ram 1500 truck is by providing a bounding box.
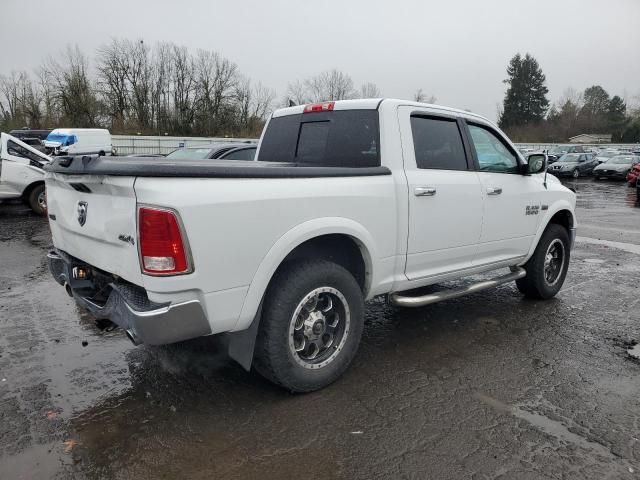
[45,99,576,392]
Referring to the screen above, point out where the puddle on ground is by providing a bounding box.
[474,392,632,466]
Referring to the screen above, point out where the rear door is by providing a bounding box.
[398,107,483,279]
[463,121,541,265]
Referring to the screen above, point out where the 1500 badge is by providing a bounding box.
[525,205,540,216]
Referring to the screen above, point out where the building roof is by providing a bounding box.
[569,133,612,141]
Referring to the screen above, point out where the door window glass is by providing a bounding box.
[468,124,519,173]
[410,116,468,170]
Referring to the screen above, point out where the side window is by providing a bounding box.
[221,148,256,161]
[410,116,468,170]
[7,140,41,162]
[467,124,519,173]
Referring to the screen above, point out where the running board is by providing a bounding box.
[389,267,527,308]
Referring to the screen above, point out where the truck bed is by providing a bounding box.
[45,155,391,178]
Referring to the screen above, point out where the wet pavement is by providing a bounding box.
[0,179,639,479]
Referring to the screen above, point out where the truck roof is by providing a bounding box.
[272,98,492,124]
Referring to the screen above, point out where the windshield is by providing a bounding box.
[166,147,213,160]
[557,153,580,163]
[607,156,638,164]
[46,133,71,143]
[549,146,568,154]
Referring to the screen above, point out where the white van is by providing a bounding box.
[0,132,52,215]
[43,128,113,156]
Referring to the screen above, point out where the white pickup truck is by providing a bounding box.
[45,99,576,392]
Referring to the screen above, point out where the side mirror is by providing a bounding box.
[527,154,547,174]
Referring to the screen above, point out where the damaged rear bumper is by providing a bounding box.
[47,249,211,345]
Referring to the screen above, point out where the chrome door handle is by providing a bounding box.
[415,186,437,196]
[486,187,502,195]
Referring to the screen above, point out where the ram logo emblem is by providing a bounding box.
[77,201,88,226]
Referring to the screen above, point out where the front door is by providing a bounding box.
[399,107,484,280]
[464,122,542,265]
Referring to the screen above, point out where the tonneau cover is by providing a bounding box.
[44,155,391,178]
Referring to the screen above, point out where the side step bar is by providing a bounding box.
[389,267,526,308]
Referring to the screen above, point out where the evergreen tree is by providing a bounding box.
[498,53,549,130]
[607,95,627,141]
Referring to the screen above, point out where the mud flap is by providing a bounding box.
[226,301,263,371]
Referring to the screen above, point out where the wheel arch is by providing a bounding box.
[525,203,575,261]
[21,180,45,200]
[233,218,377,333]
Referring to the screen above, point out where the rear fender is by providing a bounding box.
[233,217,377,333]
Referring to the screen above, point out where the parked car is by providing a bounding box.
[166,143,257,161]
[594,149,621,164]
[547,145,586,164]
[8,129,52,141]
[44,98,576,392]
[0,132,51,214]
[626,163,640,187]
[593,155,640,180]
[44,128,113,156]
[547,153,598,178]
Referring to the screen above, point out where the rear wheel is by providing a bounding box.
[27,184,47,216]
[572,168,580,178]
[98,150,105,157]
[516,224,570,299]
[253,259,364,392]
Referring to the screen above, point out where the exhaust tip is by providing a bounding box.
[126,329,142,346]
[64,282,73,297]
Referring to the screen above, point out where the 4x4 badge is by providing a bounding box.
[77,201,88,226]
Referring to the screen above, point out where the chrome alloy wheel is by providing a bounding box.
[544,239,565,286]
[288,287,350,370]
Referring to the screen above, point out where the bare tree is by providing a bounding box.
[286,80,309,106]
[96,38,131,130]
[305,70,355,101]
[413,88,436,104]
[359,82,381,98]
[42,45,100,127]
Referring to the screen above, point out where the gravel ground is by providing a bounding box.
[0,178,639,479]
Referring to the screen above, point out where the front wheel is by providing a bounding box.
[253,259,364,392]
[28,184,47,216]
[516,224,570,299]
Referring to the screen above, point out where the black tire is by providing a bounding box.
[27,184,47,216]
[516,224,570,300]
[253,259,364,393]
[98,150,105,157]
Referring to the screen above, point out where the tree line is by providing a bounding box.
[498,53,640,143]
[0,40,276,137]
[0,39,438,138]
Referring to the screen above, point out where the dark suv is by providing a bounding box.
[547,153,597,178]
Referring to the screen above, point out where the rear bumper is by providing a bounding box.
[47,249,211,345]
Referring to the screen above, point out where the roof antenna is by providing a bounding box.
[543,150,548,189]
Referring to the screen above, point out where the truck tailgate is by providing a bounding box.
[46,173,143,285]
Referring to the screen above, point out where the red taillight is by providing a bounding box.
[303,101,335,113]
[138,207,191,275]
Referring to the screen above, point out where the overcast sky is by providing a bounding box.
[2,0,639,121]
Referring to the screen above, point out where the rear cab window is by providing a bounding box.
[410,116,469,170]
[258,110,380,167]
